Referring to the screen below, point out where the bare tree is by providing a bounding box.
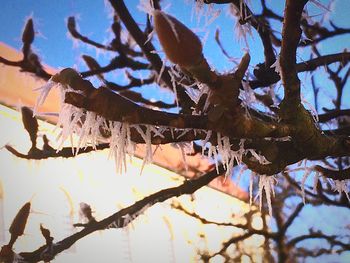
[0,0,349,262]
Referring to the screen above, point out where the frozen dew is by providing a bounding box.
[241,80,256,105]
[301,168,312,204]
[229,1,253,48]
[236,165,248,185]
[56,104,85,151]
[173,142,193,173]
[109,121,136,174]
[33,79,57,115]
[313,171,320,193]
[309,0,332,12]
[255,175,277,217]
[144,29,155,45]
[301,95,319,123]
[138,0,155,15]
[331,179,350,202]
[234,20,253,48]
[13,253,25,263]
[270,56,281,76]
[246,149,270,165]
[201,130,212,155]
[249,172,255,207]
[134,125,154,173]
[168,66,180,107]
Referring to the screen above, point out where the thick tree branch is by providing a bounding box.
[279,0,308,101]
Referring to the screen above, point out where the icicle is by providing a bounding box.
[76,111,98,152]
[168,67,179,107]
[301,168,312,204]
[310,0,332,12]
[207,145,219,174]
[108,121,135,174]
[249,173,254,207]
[201,130,212,155]
[176,129,190,139]
[301,95,319,123]
[255,175,276,217]
[313,171,320,193]
[138,0,155,14]
[240,80,256,113]
[236,166,247,185]
[270,56,281,76]
[56,104,85,151]
[135,125,153,173]
[331,179,350,203]
[174,142,189,174]
[33,79,57,115]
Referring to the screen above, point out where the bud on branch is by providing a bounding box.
[9,202,31,238]
[22,19,34,45]
[153,10,203,68]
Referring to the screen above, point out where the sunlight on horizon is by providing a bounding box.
[0,105,264,262]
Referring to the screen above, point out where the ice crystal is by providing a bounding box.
[331,179,350,202]
[255,175,277,216]
[201,130,212,155]
[109,203,152,228]
[13,253,25,263]
[301,95,319,123]
[270,56,281,76]
[134,125,153,173]
[249,172,254,207]
[33,80,57,115]
[173,142,193,173]
[240,80,256,115]
[313,171,320,193]
[109,121,136,173]
[309,0,331,12]
[301,168,312,204]
[138,0,155,14]
[229,1,253,48]
[168,66,180,107]
[56,103,85,151]
[234,20,253,47]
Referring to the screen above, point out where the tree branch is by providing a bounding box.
[18,166,224,262]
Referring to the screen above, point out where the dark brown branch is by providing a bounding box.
[287,231,350,248]
[250,53,350,89]
[5,144,109,160]
[109,0,194,112]
[280,203,304,234]
[279,0,308,101]
[67,17,115,51]
[118,90,176,109]
[205,0,276,66]
[104,74,156,91]
[80,56,149,78]
[314,165,350,180]
[296,52,350,73]
[319,109,350,123]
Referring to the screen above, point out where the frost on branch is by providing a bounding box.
[34,69,157,173]
[331,179,350,202]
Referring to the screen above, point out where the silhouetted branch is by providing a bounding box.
[17,166,224,262]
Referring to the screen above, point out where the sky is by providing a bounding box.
[0,0,350,261]
[0,0,349,108]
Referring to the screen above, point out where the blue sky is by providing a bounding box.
[1,0,349,67]
[0,0,349,108]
